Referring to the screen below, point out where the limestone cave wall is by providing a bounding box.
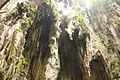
[0,0,120,80]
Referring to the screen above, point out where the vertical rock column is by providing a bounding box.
[45,19,61,80]
[24,3,60,80]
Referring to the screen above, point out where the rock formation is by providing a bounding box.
[0,0,119,80]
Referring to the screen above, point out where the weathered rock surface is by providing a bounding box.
[0,0,10,9]
[0,0,120,80]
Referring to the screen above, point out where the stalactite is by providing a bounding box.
[23,3,59,80]
[0,0,119,80]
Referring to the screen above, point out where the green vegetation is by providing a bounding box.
[75,11,86,24]
[22,58,29,65]
[4,2,36,29]
[111,61,120,79]
[115,19,120,33]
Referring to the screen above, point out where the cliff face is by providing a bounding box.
[0,0,120,80]
[0,0,36,79]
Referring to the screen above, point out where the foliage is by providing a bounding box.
[27,5,36,12]
[75,11,86,24]
[106,39,116,53]
[3,2,36,27]
[22,58,29,65]
[111,61,120,79]
[115,19,120,33]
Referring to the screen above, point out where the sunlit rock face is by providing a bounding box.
[23,0,113,80]
[0,0,120,80]
[23,3,60,80]
[0,0,36,80]
[85,0,120,80]
[0,0,8,9]
[23,1,89,79]
[23,0,120,80]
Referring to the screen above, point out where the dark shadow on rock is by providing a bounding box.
[90,55,111,80]
[57,21,87,80]
[23,3,54,80]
